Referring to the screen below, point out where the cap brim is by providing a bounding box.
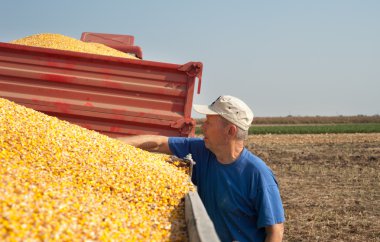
[193,104,218,115]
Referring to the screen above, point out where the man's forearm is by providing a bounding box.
[265,223,284,242]
[116,135,171,154]
[265,233,283,242]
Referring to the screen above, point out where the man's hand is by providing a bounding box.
[265,223,284,242]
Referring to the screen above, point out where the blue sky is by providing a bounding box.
[1,1,379,117]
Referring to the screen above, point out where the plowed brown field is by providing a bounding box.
[247,133,380,241]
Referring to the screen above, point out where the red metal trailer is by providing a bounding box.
[0,33,203,137]
[80,32,143,59]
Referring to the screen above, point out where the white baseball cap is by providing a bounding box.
[193,95,254,131]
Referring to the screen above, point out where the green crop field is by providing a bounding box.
[195,123,380,135]
[249,123,380,134]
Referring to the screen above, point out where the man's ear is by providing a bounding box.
[228,124,238,138]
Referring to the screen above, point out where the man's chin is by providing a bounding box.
[204,139,211,149]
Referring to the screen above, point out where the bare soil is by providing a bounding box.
[247,133,380,242]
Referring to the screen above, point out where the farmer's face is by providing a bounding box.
[202,115,228,151]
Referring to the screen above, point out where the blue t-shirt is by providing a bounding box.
[169,137,285,242]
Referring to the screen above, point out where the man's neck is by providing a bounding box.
[214,141,245,164]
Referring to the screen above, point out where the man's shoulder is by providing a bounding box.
[242,149,265,166]
[242,150,275,175]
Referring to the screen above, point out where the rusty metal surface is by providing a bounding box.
[0,42,203,137]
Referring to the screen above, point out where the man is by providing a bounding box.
[117,95,285,242]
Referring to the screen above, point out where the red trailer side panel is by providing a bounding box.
[0,42,202,137]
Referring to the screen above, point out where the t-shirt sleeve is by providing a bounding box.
[168,137,206,186]
[168,137,204,159]
[255,184,285,228]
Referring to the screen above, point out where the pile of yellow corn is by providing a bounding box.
[0,97,194,241]
[11,33,138,59]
